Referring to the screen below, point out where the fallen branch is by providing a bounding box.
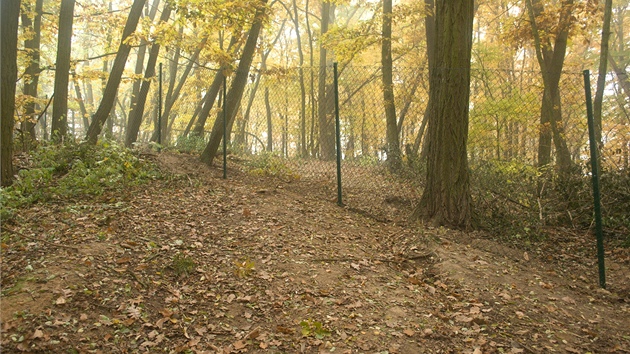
[6,228,79,251]
[311,252,435,264]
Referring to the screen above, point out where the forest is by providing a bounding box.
[1,0,630,352]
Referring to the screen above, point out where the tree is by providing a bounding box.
[21,0,44,142]
[525,0,574,171]
[200,0,269,164]
[594,0,613,146]
[85,0,146,144]
[413,0,474,229]
[51,0,76,142]
[1,0,21,187]
[125,3,172,147]
[318,1,336,160]
[382,0,401,170]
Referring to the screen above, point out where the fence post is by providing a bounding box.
[157,63,162,152]
[223,75,227,179]
[333,63,343,206]
[583,70,606,289]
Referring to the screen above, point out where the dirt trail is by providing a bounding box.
[1,152,628,353]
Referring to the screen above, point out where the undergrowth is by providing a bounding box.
[245,152,300,181]
[0,140,161,220]
[470,160,630,246]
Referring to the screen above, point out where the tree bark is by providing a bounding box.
[291,0,308,157]
[51,0,76,142]
[200,0,269,165]
[1,0,21,186]
[382,0,401,170]
[86,0,146,144]
[124,4,172,147]
[413,0,474,229]
[265,87,273,151]
[414,0,436,158]
[21,0,44,142]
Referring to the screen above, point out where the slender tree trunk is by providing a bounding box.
[193,35,241,136]
[291,0,308,157]
[305,0,317,156]
[86,0,146,144]
[318,2,336,160]
[526,0,574,171]
[265,87,273,151]
[382,0,401,170]
[201,0,269,165]
[413,0,474,229]
[160,37,206,140]
[594,0,613,146]
[125,4,172,147]
[1,0,21,186]
[51,0,76,142]
[21,0,44,142]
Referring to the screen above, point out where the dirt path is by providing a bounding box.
[1,152,628,353]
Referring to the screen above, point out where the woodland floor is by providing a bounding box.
[1,152,629,353]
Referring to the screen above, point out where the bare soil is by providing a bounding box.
[1,152,628,353]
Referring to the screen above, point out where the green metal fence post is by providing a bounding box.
[583,70,606,289]
[157,63,162,152]
[333,63,343,206]
[223,75,227,179]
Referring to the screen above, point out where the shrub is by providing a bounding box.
[0,140,160,219]
[174,135,206,154]
[245,152,300,181]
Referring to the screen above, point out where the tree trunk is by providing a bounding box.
[86,0,146,144]
[51,0,76,142]
[125,4,172,147]
[21,0,44,142]
[291,0,308,157]
[382,0,401,170]
[200,0,268,165]
[1,0,21,186]
[526,0,574,171]
[594,0,613,146]
[160,37,207,140]
[318,2,336,160]
[413,0,474,229]
[265,87,273,152]
[414,0,436,158]
[192,35,241,136]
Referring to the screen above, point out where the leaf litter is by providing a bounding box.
[1,152,628,353]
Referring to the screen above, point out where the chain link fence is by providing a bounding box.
[166,65,629,251]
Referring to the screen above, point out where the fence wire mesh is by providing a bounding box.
[167,66,629,250]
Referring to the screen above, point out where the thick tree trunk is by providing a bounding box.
[1,0,21,186]
[413,0,474,229]
[86,0,146,144]
[414,0,436,158]
[21,0,44,142]
[125,4,172,147]
[51,0,76,142]
[382,0,401,170]
[200,0,268,165]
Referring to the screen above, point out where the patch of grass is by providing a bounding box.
[0,140,161,219]
[245,152,300,181]
[171,253,195,276]
[173,134,206,154]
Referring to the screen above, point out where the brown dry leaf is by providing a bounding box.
[473,348,482,354]
[523,252,529,261]
[32,329,44,339]
[403,329,415,336]
[562,296,576,305]
[79,313,88,321]
[515,311,525,319]
[55,297,66,305]
[233,340,246,350]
